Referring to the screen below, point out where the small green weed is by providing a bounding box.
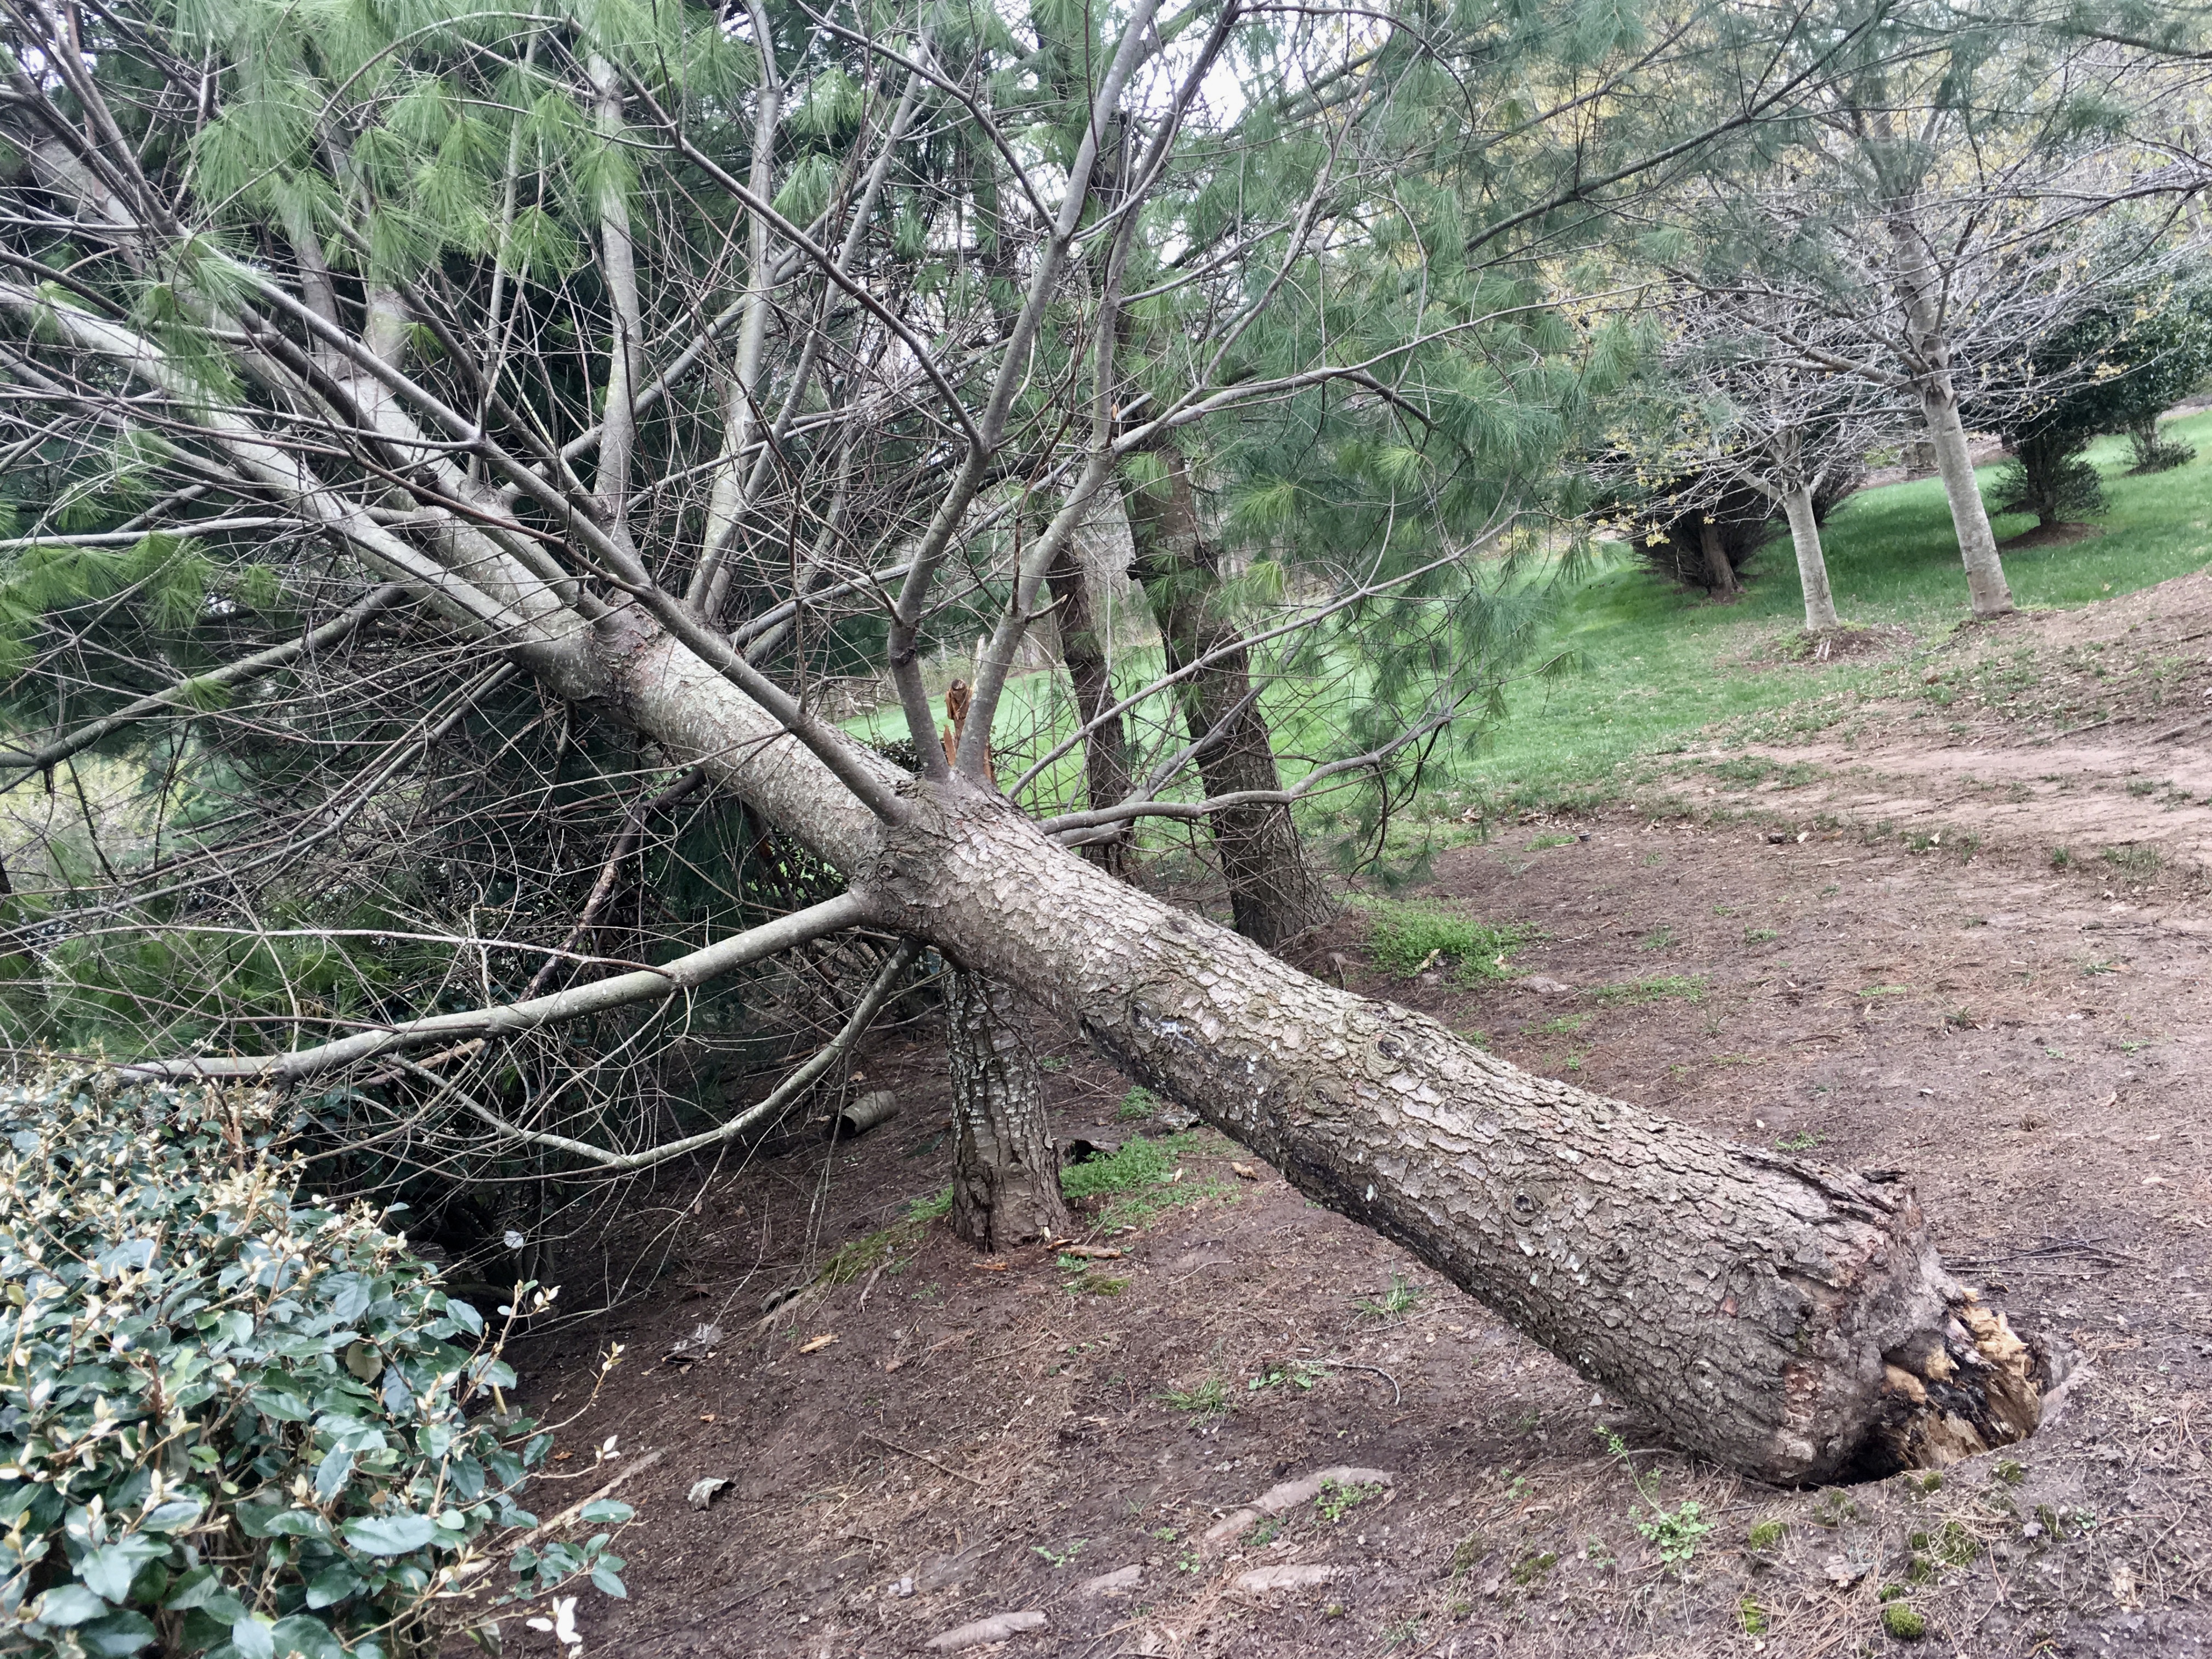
[1509,1550,1558,1584]
[1525,832,1577,850]
[1162,1378,1232,1418]
[1317,1476,1384,1522]
[1747,1520,1785,1551]
[1381,1616,1426,1649]
[1032,1538,1086,1567]
[1774,1130,1825,1152]
[1356,1272,1426,1320]
[1587,974,1708,1005]
[1743,926,1779,943]
[1114,1086,1159,1122]
[1532,1013,1589,1036]
[909,1186,953,1221]
[1360,898,1530,983]
[1638,925,1675,951]
[1249,1359,1323,1392]
[1598,1425,1713,1572]
[2051,847,2074,869]
[1739,1598,1770,1635]
[1638,1500,1713,1571]
[2102,844,2162,875]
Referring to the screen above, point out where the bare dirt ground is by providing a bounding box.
[1719,567,2212,867]
[486,573,2212,1659]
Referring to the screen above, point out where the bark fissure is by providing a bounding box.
[946,968,1070,1250]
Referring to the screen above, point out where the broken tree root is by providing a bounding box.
[1864,1285,2049,1476]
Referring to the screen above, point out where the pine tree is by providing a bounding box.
[0,0,2072,1482]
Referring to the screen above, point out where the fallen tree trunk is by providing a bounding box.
[614,617,2044,1485]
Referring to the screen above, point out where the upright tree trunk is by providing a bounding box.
[1698,516,1738,594]
[1047,524,1133,876]
[944,968,1069,1250]
[1782,483,1842,632]
[1127,456,1334,950]
[614,627,2049,1483]
[1919,383,2015,618]
[1886,192,2015,620]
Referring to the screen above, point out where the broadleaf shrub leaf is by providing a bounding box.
[35,1583,111,1626]
[340,1512,441,1556]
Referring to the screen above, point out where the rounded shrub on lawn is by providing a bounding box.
[0,1069,623,1657]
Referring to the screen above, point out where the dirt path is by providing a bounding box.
[489,578,2212,1659]
[1709,568,2212,871]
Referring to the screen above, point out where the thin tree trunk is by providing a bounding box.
[1782,483,1841,632]
[1047,528,1133,876]
[612,627,2048,1483]
[1698,516,1738,594]
[945,968,1069,1250]
[1128,456,1334,949]
[1886,187,2015,620]
[1920,383,2015,618]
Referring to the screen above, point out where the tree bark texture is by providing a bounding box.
[1781,484,1841,633]
[945,968,1069,1249]
[1047,522,1133,876]
[1697,516,1739,594]
[610,619,2047,1483]
[1128,458,1335,950]
[1919,384,2016,618]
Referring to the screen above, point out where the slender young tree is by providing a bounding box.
[1601,296,1909,631]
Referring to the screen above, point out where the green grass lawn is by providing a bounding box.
[852,414,2212,851]
[1444,411,2212,814]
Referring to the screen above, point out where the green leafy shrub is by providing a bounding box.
[0,1069,624,1657]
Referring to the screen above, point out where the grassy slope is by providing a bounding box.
[1449,411,2212,813]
